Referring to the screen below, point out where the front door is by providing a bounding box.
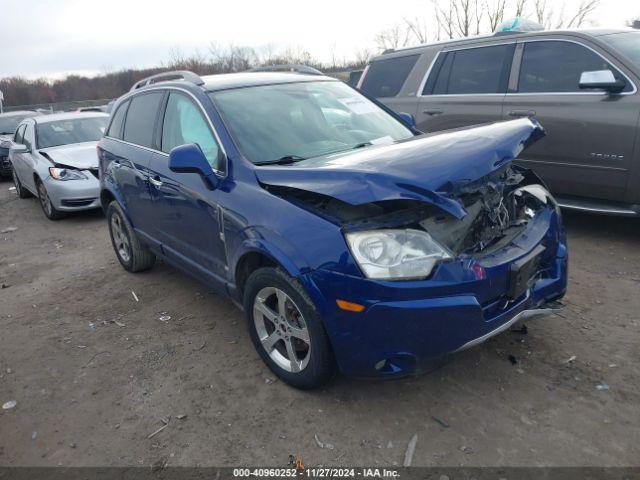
[147,90,227,288]
[503,38,640,203]
[415,43,515,133]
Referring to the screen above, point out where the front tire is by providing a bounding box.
[36,178,65,220]
[244,267,336,389]
[13,170,32,199]
[106,201,156,272]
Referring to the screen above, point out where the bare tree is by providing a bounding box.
[514,0,527,16]
[374,24,411,51]
[484,0,506,31]
[433,0,457,39]
[404,17,430,43]
[564,0,600,27]
[629,18,640,29]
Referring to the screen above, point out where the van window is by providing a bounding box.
[107,100,129,139]
[161,92,221,170]
[360,55,420,98]
[518,41,632,93]
[123,92,164,148]
[425,44,514,95]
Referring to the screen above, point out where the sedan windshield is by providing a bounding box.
[210,81,413,164]
[600,32,640,71]
[0,115,31,135]
[37,117,108,149]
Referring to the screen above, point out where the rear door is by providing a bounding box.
[105,92,165,240]
[20,122,38,192]
[503,38,640,203]
[415,42,515,132]
[147,89,227,289]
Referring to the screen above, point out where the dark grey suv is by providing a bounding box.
[359,29,640,216]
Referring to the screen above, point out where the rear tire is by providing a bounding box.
[36,178,65,220]
[13,170,32,199]
[244,267,336,389]
[106,201,156,272]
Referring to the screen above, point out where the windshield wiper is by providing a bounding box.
[255,155,306,166]
[352,142,372,149]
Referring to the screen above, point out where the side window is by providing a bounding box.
[518,41,631,93]
[107,100,129,139]
[23,125,34,150]
[122,92,164,148]
[425,44,514,95]
[14,124,26,144]
[360,54,420,98]
[161,92,221,171]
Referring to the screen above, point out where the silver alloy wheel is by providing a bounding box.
[253,286,311,373]
[110,212,132,263]
[37,182,52,216]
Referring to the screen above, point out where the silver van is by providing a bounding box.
[359,29,640,215]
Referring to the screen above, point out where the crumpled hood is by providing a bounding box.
[255,118,545,219]
[39,141,99,170]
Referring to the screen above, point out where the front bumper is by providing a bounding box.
[303,207,568,377]
[43,173,101,211]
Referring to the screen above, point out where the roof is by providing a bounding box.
[33,111,109,124]
[200,72,337,92]
[373,28,633,60]
[0,110,39,117]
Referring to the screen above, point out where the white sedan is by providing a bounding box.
[10,112,109,220]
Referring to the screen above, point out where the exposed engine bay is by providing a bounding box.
[265,165,554,257]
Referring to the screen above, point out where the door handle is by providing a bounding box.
[148,175,163,187]
[423,109,443,116]
[508,109,536,117]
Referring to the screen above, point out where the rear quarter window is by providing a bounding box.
[122,92,164,148]
[107,100,130,139]
[360,54,420,98]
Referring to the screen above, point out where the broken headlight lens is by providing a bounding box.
[345,229,452,280]
[49,167,87,181]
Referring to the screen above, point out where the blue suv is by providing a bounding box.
[98,69,567,389]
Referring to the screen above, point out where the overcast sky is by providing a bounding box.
[0,0,635,79]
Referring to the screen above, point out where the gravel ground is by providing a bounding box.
[0,178,638,467]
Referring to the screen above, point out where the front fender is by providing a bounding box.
[228,226,311,282]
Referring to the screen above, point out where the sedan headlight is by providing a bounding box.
[345,229,452,280]
[49,167,87,181]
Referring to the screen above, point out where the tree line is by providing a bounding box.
[2,0,635,108]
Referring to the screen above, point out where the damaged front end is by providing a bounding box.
[266,165,555,273]
[258,118,555,278]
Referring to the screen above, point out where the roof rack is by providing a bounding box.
[130,70,205,91]
[249,64,323,75]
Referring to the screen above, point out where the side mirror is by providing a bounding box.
[10,144,29,154]
[398,112,416,128]
[579,70,625,93]
[168,143,218,189]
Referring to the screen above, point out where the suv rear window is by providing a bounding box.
[518,41,632,93]
[123,92,164,148]
[424,44,514,95]
[360,55,419,98]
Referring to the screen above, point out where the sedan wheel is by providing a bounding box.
[253,286,311,373]
[36,180,64,220]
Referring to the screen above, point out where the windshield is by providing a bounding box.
[0,115,31,135]
[37,117,108,149]
[600,32,640,71]
[209,81,413,164]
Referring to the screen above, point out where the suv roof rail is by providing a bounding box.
[130,70,205,91]
[249,64,323,75]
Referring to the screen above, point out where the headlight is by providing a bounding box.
[345,229,452,280]
[49,167,87,181]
